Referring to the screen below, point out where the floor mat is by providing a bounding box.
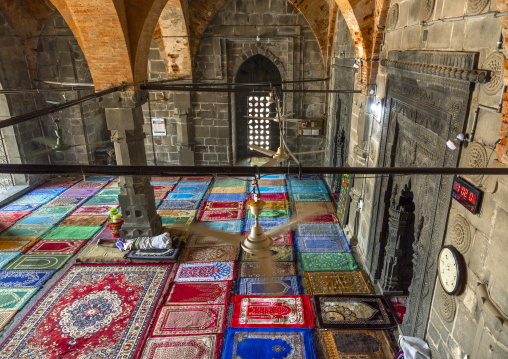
[164,281,231,305]
[173,261,235,282]
[237,275,301,295]
[3,254,72,270]
[24,239,88,255]
[140,335,219,359]
[180,245,239,262]
[299,252,359,271]
[304,271,373,295]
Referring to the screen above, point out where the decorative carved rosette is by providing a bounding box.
[439,287,456,322]
[466,0,489,15]
[482,52,504,96]
[420,0,435,21]
[449,215,472,253]
[463,142,488,184]
[387,3,399,30]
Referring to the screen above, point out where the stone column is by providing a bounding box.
[99,90,162,238]
[174,93,194,166]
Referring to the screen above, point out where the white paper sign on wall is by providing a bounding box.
[152,118,166,136]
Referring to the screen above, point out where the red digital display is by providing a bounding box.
[451,177,482,214]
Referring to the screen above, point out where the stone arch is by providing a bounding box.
[231,46,288,83]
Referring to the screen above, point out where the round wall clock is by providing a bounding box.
[438,245,466,296]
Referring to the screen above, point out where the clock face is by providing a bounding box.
[438,246,464,295]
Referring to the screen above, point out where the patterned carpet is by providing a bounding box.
[0,174,399,358]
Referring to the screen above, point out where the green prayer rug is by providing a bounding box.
[161,216,194,227]
[43,225,102,240]
[0,288,38,310]
[245,209,290,219]
[299,252,359,271]
[0,225,53,239]
[290,193,331,202]
[212,179,247,187]
[96,189,120,196]
[3,254,72,270]
[33,205,77,216]
[84,196,119,205]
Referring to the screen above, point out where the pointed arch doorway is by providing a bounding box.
[234,55,282,164]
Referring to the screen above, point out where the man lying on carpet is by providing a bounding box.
[98,232,179,252]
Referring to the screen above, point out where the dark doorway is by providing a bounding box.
[235,55,281,162]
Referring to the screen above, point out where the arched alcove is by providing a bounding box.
[234,55,282,163]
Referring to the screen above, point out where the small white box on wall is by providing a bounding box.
[152,118,166,136]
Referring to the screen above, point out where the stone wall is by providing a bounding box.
[364,0,508,357]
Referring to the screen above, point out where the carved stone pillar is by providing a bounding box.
[379,184,414,294]
[174,93,194,166]
[99,91,162,238]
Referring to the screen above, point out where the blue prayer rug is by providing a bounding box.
[158,200,202,210]
[296,236,351,253]
[165,192,206,201]
[0,203,42,213]
[201,220,243,233]
[0,269,56,288]
[260,174,286,179]
[11,194,56,205]
[0,252,20,269]
[248,186,287,193]
[28,188,67,196]
[290,193,331,202]
[237,275,301,295]
[243,218,289,232]
[296,223,343,237]
[15,215,63,226]
[173,183,209,193]
[205,193,247,202]
[289,186,328,194]
[85,175,116,182]
[286,174,321,180]
[221,327,316,359]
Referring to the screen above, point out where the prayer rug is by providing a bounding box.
[161,216,194,227]
[213,179,247,187]
[287,180,325,187]
[0,287,38,310]
[209,186,247,194]
[242,230,293,245]
[180,245,238,262]
[222,327,316,359]
[237,275,301,295]
[248,186,287,193]
[293,201,335,214]
[166,192,205,201]
[150,181,179,185]
[0,252,20,269]
[299,253,359,271]
[105,180,120,188]
[158,199,202,210]
[59,215,108,226]
[0,203,42,212]
[43,225,101,240]
[260,174,286,179]
[76,242,128,263]
[300,213,338,223]
[124,248,182,262]
[296,236,351,253]
[165,281,231,305]
[287,174,321,180]
[0,239,36,253]
[71,181,107,189]
[29,188,67,196]
[314,329,395,359]
[259,192,289,201]
[0,263,172,359]
[205,193,247,202]
[290,193,331,202]
[0,222,14,232]
[253,179,286,186]
[84,196,119,205]
[390,296,408,322]
[25,239,87,255]
[174,183,210,192]
[153,185,175,194]
[312,295,398,330]
[186,235,227,247]
[11,194,55,205]
[198,209,244,221]
[174,261,235,282]
[201,220,243,233]
[0,269,56,288]
[151,176,181,182]
[3,254,71,270]
[181,176,213,182]
[140,335,219,359]
[304,271,373,295]
[0,310,16,332]
[296,223,343,237]
[85,175,116,182]
[61,188,100,197]
[151,304,226,336]
[33,205,76,216]
[48,196,88,206]
[245,209,290,219]
[239,262,296,277]
[289,186,328,194]
[0,225,53,239]
[14,215,63,226]
[71,204,118,216]
[202,201,245,211]
[0,212,29,223]
[243,218,289,232]
[241,245,294,262]
[230,295,314,328]
[96,188,121,196]
[153,191,168,199]
[158,209,197,217]
[254,200,289,210]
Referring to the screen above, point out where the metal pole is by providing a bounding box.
[143,85,361,94]
[1,164,508,176]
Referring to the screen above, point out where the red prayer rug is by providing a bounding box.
[231,295,315,329]
[140,335,218,359]
[151,305,226,336]
[300,213,339,223]
[24,238,88,255]
[0,222,15,232]
[198,209,244,221]
[242,230,293,245]
[151,176,181,182]
[259,193,288,201]
[0,212,29,223]
[202,201,245,211]
[181,176,213,182]
[71,204,119,216]
[165,281,231,305]
[0,263,172,359]
[152,184,175,192]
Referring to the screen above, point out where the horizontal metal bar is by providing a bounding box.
[143,85,360,94]
[0,87,93,94]
[1,164,508,176]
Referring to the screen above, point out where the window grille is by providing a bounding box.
[247,95,273,150]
